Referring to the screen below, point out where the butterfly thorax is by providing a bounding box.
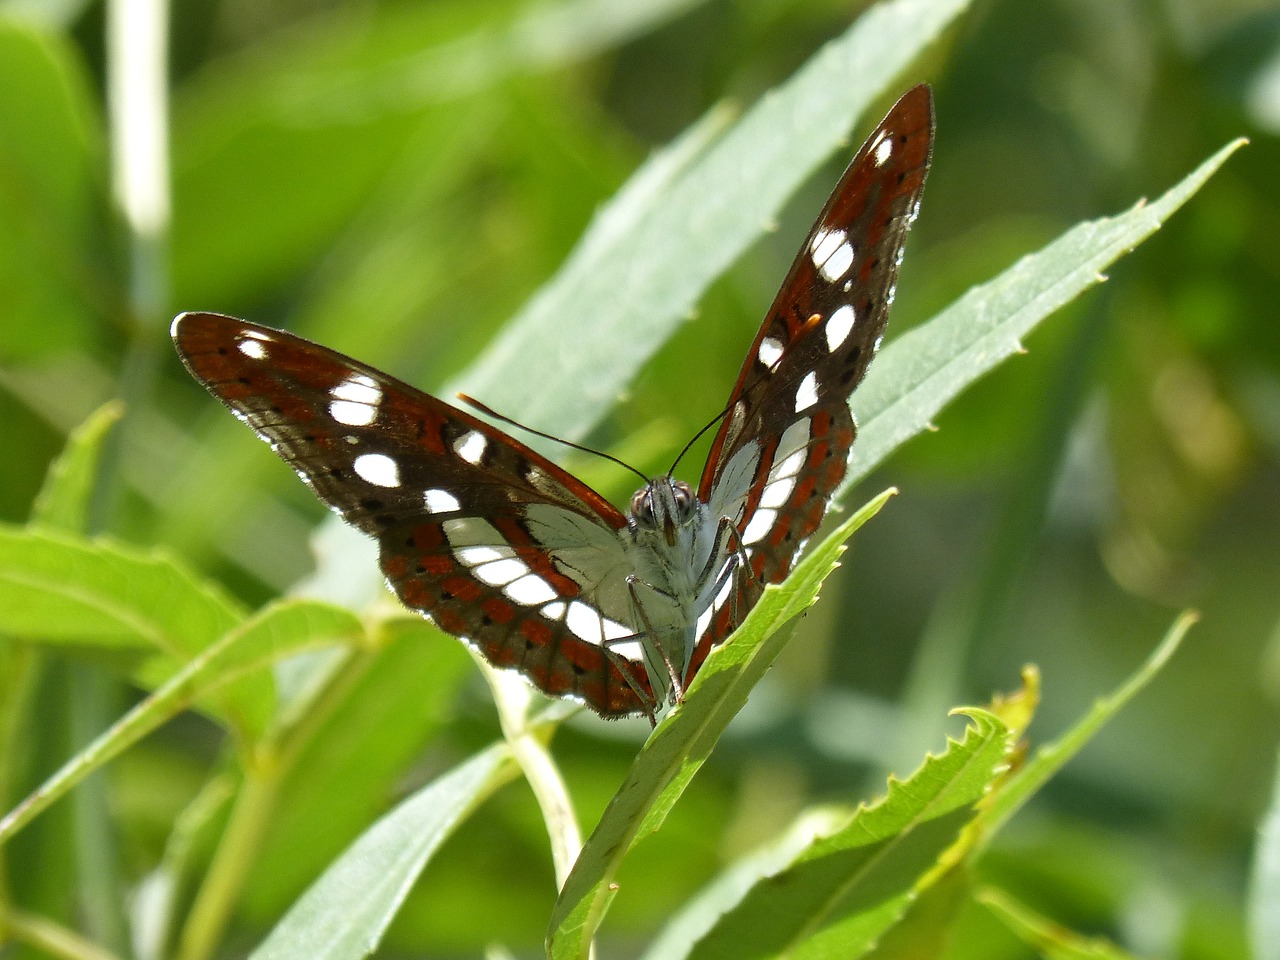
[623,476,733,704]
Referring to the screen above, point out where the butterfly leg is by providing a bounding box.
[620,574,689,708]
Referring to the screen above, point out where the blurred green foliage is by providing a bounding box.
[1,0,1278,958]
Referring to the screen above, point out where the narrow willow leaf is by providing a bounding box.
[298,0,716,109]
[30,400,123,532]
[0,525,281,740]
[458,0,977,438]
[0,525,243,652]
[979,612,1196,840]
[249,745,518,960]
[639,809,850,960]
[845,139,1247,489]
[978,887,1140,960]
[0,599,362,843]
[547,492,894,960]
[685,712,1009,960]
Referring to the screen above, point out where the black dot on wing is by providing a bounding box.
[331,467,346,480]
[361,497,385,511]
[238,376,252,385]
[481,614,493,626]
[572,663,586,676]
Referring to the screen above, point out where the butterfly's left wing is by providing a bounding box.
[689,85,934,677]
[173,312,656,717]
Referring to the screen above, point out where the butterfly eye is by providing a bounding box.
[630,488,656,527]
[671,480,695,519]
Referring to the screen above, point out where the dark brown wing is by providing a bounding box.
[173,312,654,717]
[688,85,934,679]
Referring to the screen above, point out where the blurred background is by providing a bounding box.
[1,0,1278,957]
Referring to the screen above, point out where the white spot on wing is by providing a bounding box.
[456,544,512,566]
[504,574,557,606]
[609,639,646,662]
[474,557,530,587]
[825,304,856,352]
[794,370,819,412]
[454,431,488,465]
[819,242,855,283]
[329,375,381,426]
[238,339,267,359]
[874,135,893,166]
[331,375,381,405]
[810,227,855,284]
[566,601,603,644]
[810,227,845,264]
[353,453,400,487]
[330,400,376,426]
[757,336,784,369]
[758,475,796,510]
[741,506,777,545]
[424,488,461,513]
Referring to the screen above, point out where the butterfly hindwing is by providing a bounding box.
[173,312,654,716]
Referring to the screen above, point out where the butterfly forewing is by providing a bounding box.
[173,313,654,716]
[688,85,933,678]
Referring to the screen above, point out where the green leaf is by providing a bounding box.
[245,620,475,914]
[456,0,978,441]
[685,712,1009,960]
[0,525,243,652]
[171,0,708,307]
[845,138,1248,489]
[978,612,1196,839]
[547,491,894,960]
[0,20,102,360]
[1250,747,1280,960]
[639,808,850,960]
[978,887,1140,960]
[0,598,362,844]
[248,744,518,960]
[30,401,123,533]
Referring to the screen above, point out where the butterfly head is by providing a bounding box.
[630,478,699,547]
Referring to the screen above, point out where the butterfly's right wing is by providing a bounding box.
[688,86,934,679]
[173,312,655,717]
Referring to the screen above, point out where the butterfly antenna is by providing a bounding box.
[667,398,734,476]
[668,346,789,476]
[458,393,650,484]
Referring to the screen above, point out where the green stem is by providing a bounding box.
[0,904,127,960]
[174,762,281,960]
[172,646,378,960]
[0,643,38,905]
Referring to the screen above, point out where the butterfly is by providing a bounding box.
[173,84,933,724]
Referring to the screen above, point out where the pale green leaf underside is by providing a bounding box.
[547,491,894,960]
[686,712,1008,960]
[455,0,977,443]
[249,745,518,960]
[845,138,1247,490]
